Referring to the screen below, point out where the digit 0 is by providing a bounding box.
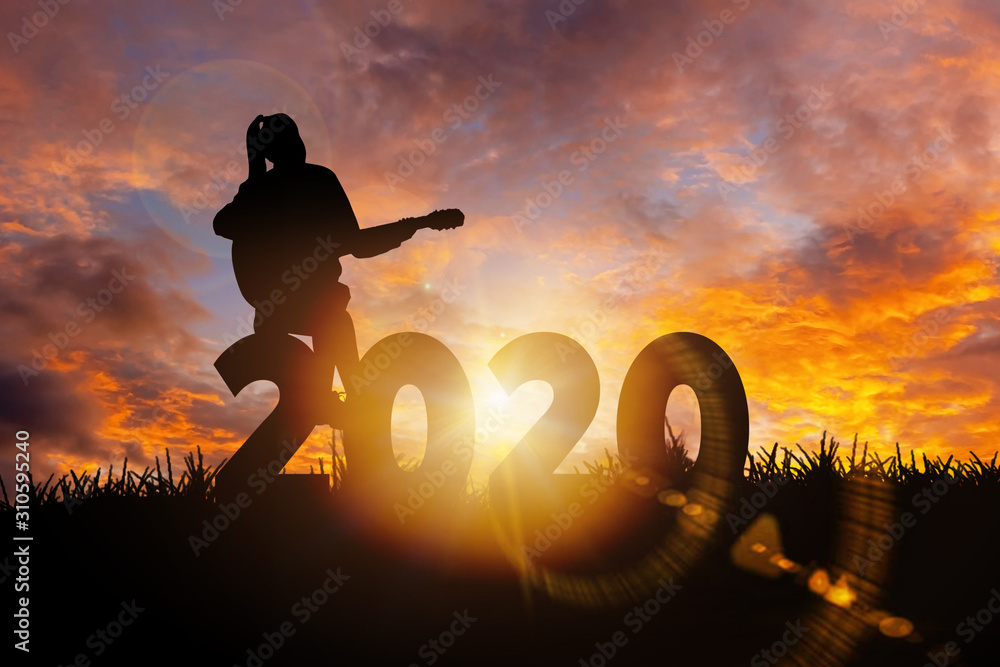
[618,332,748,483]
[342,333,476,524]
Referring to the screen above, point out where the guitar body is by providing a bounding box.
[231,231,349,335]
[224,191,464,335]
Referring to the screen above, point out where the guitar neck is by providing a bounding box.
[362,209,461,237]
[346,216,428,258]
[347,210,460,258]
[355,216,424,237]
[384,216,430,232]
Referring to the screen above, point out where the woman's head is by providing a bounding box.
[260,113,306,167]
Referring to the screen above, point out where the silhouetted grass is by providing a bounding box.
[2,426,998,511]
[742,430,1000,488]
[0,445,226,509]
[2,426,998,666]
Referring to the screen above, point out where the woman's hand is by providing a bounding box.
[246,114,266,180]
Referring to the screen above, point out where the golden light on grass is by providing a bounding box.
[731,515,785,579]
[698,508,719,523]
[658,490,686,507]
[620,470,664,499]
[863,609,890,627]
[824,575,857,609]
[682,503,703,516]
[808,569,831,595]
[776,558,797,572]
[878,616,914,639]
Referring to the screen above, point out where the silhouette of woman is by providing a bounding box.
[214,114,457,425]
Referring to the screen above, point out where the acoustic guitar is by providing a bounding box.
[230,208,465,332]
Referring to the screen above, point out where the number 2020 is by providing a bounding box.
[213,330,749,522]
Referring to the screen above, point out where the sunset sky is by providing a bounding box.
[2,0,998,486]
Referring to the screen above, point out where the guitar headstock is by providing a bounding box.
[424,208,465,231]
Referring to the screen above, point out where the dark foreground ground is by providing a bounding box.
[3,439,999,667]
